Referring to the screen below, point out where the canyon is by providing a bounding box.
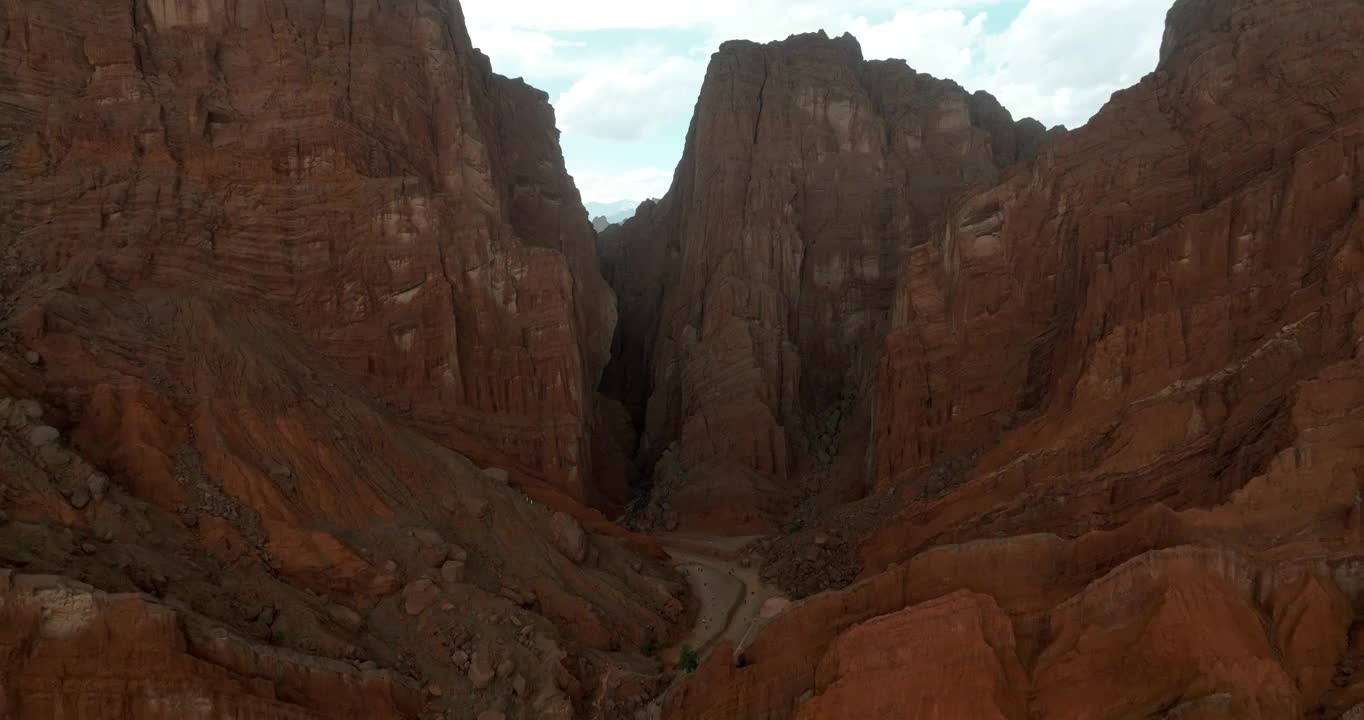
[2,0,1364,719]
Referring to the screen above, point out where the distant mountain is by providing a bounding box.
[585,200,641,226]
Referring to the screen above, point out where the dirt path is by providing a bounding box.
[656,534,788,661]
[607,534,790,719]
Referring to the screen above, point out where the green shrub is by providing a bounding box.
[678,645,700,673]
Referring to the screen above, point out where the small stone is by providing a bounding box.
[382,559,398,574]
[629,559,643,573]
[555,666,573,690]
[448,544,468,562]
[468,652,496,689]
[359,660,378,671]
[442,602,455,611]
[87,473,110,500]
[496,658,515,678]
[27,425,59,447]
[440,559,465,586]
[465,497,490,519]
[18,399,42,420]
[67,486,91,510]
[418,543,448,568]
[482,467,510,484]
[549,511,588,564]
[451,650,470,669]
[256,606,277,626]
[401,579,440,616]
[411,528,443,545]
[512,674,527,696]
[426,684,443,697]
[24,351,41,365]
[39,444,70,467]
[328,603,364,631]
[813,533,829,546]
[80,543,97,555]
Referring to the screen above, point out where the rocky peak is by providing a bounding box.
[599,28,1047,534]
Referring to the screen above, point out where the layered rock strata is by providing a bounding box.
[662,0,1364,716]
[599,32,1047,532]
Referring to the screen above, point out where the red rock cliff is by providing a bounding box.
[599,32,1047,534]
[0,1,682,718]
[0,0,622,510]
[664,0,1364,717]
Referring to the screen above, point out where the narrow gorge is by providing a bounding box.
[2,0,1364,718]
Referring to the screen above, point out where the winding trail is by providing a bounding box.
[593,534,790,719]
[655,534,789,661]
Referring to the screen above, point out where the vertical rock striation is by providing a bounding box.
[663,0,1364,717]
[599,32,1046,532]
[0,0,621,509]
[0,1,681,717]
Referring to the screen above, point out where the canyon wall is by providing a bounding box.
[0,0,625,510]
[0,1,679,717]
[665,0,1364,716]
[599,33,1047,533]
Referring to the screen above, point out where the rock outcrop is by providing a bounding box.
[663,0,1364,717]
[0,0,623,510]
[0,0,682,717]
[599,31,1047,533]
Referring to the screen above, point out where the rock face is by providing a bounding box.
[0,572,424,720]
[0,0,621,510]
[0,0,683,717]
[664,0,1364,717]
[865,0,1364,565]
[599,31,1047,533]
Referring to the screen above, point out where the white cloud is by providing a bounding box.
[461,0,1010,34]
[966,0,1167,127]
[557,56,706,141]
[459,0,1172,200]
[852,10,989,81]
[572,167,675,203]
[469,27,581,79]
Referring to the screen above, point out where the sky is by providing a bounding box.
[461,0,1173,204]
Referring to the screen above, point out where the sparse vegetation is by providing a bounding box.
[642,638,659,658]
[678,645,700,673]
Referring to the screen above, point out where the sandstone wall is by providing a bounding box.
[599,32,1046,532]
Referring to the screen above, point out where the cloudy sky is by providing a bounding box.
[461,0,1173,203]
